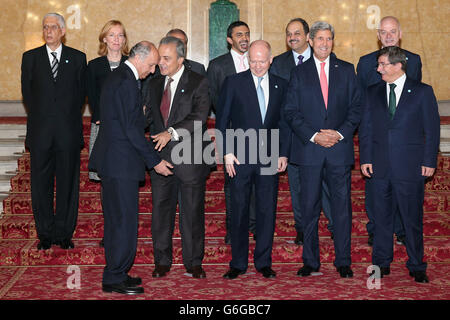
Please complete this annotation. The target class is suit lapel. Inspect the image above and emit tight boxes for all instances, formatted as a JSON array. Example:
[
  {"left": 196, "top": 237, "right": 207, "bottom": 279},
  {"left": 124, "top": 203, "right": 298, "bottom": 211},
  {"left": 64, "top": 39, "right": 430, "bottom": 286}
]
[
  {"left": 56, "top": 45, "right": 68, "bottom": 82},
  {"left": 167, "top": 69, "right": 189, "bottom": 127},
  {"left": 327, "top": 55, "right": 339, "bottom": 115},
  {"left": 226, "top": 52, "right": 237, "bottom": 74},
  {"left": 305, "top": 58, "right": 327, "bottom": 118},
  {"left": 264, "top": 74, "right": 280, "bottom": 126},
  {"left": 393, "top": 77, "right": 414, "bottom": 121},
  {"left": 39, "top": 45, "right": 54, "bottom": 81},
  {"left": 242, "top": 71, "right": 265, "bottom": 125}
]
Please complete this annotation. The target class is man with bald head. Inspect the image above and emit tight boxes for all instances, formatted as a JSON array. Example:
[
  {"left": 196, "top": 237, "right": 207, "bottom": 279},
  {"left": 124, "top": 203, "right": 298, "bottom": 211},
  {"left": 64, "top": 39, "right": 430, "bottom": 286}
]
[
  {"left": 89, "top": 41, "right": 173, "bottom": 295},
  {"left": 357, "top": 16, "right": 422, "bottom": 247},
  {"left": 216, "top": 40, "right": 290, "bottom": 279}
]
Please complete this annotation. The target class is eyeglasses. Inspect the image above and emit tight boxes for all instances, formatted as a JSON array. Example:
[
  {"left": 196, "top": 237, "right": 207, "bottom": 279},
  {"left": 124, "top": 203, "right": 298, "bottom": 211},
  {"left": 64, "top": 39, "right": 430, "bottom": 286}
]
[{"left": 377, "top": 62, "right": 393, "bottom": 68}]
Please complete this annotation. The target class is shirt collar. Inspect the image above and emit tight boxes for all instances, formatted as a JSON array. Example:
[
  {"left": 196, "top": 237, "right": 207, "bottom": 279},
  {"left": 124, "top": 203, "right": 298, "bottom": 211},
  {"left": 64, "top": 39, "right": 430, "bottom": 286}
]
[
  {"left": 124, "top": 60, "right": 139, "bottom": 80},
  {"left": 230, "top": 48, "right": 247, "bottom": 60},
  {"left": 46, "top": 44, "right": 62, "bottom": 58},
  {"left": 388, "top": 73, "right": 407, "bottom": 87},
  {"left": 292, "top": 45, "right": 311, "bottom": 62},
  {"left": 313, "top": 54, "right": 330, "bottom": 66},
  {"left": 168, "top": 64, "right": 185, "bottom": 83}
]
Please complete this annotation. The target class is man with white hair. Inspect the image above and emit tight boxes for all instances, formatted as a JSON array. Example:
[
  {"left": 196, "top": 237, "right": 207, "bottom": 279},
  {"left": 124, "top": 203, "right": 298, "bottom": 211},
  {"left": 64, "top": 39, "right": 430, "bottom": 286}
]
[
  {"left": 357, "top": 16, "right": 422, "bottom": 247},
  {"left": 21, "top": 13, "right": 86, "bottom": 251}
]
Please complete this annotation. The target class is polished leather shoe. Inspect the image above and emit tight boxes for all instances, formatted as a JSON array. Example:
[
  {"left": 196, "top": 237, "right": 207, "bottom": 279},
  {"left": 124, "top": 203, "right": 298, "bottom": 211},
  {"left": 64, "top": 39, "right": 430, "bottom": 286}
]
[
  {"left": 297, "top": 265, "right": 319, "bottom": 277},
  {"left": 371, "top": 266, "right": 390, "bottom": 278},
  {"left": 99, "top": 238, "right": 104, "bottom": 248},
  {"left": 396, "top": 235, "right": 406, "bottom": 246},
  {"left": 187, "top": 266, "right": 206, "bottom": 279},
  {"left": 223, "top": 268, "right": 245, "bottom": 279},
  {"left": 152, "top": 265, "right": 170, "bottom": 278},
  {"left": 57, "top": 239, "right": 74, "bottom": 249},
  {"left": 37, "top": 239, "right": 52, "bottom": 250},
  {"left": 336, "top": 266, "right": 353, "bottom": 278},
  {"left": 127, "top": 275, "right": 142, "bottom": 286},
  {"left": 368, "top": 233, "right": 374, "bottom": 246},
  {"left": 294, "top": 232, "right": 304, "bottom": 245},
  {"left": 257, "top": 266, "right": 276, "bottom": 278},
  {"left": 102, "top": 279, "right": 144, "bottom": 295},
  {"left": 409, "top": 270, "right": 429, "bottom": 283}
]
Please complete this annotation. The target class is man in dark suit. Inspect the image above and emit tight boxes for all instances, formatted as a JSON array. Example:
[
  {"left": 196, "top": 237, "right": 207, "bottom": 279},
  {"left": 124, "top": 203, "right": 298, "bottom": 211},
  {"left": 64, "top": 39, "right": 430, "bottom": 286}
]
[
  {"left": 167, "top": 28, "right": 206, "bottom": 76},
  {"left": 207, "top": 21, "right": 256, "bottom": 244},
  {"left": 270, "top": 18, "right": 333, "bottom": 245},
  {"left": 357, "top": 16, "right": 423, "bottom": 246},
  {"left": 144, "top": 37, "right": 210, "bottom": 279},
  {"left": 359, "top": 46, "right": 440, "bottom": 283},
  {"left": 89, "top": 41, "right": 173, "bottom": 295},
  {"left": 216, "top": 40, "right": 290, "bottom": 279},
  {"left": 21, "top": 13, "right": 86, "bottom": 250},
  {"left": 284, "top": 21, "right": 361, "bottom": 278}
]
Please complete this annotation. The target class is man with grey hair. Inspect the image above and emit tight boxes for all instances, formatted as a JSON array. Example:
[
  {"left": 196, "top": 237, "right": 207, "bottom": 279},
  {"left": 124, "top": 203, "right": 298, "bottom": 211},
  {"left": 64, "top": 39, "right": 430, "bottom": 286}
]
[
  {"left": 21, "top": 13, "right": 86, "bottom": 251},
  {"left": 90, "top": 41, "right": 173, "bottom": 295},
  {"left": 357, "top": 16, "right": 422, "bottom": 247},
  {"left": 144, "top": 36, "right": 211, "bottom": 279},
  {"left": 284, "top": 21, "right": 361, "bottom": 278},
  {"left": 359, "top": 46, "right": 439, "bottom": 283}
]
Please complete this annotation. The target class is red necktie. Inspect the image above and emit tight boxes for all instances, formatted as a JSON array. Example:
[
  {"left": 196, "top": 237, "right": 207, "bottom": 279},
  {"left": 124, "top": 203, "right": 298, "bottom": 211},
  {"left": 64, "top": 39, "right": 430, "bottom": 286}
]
[
  {"left": 159, "top": 77, "right": 173, "bottom": 127},
  {"left": 320, "top": 62, "right": 328, "bottom": 109}
]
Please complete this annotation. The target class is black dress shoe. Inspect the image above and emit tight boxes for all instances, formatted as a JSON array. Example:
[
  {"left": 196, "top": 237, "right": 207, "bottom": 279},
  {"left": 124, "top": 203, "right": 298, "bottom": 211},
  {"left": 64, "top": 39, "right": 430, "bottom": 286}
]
[
  {"left": 58, "top": 239, "right": 74, "bottom": 249},
  {"left": 294, "top": 232, "right": 304, "bottom": 245},
  {"left": 257, "top": 266, "right": 276, "bottom": 278},
  {"left": 223, "top": 268, "right": 245, "bottom": 279},
  {"left": 368, "top": 233, "right": 374, "bottom": 246},
  {"left": 297, "top": 265, "right": 319, "bottom": 277},
  {"left": 152, "top": 265, "right": 170, "bottom": 278},
  {"left": 186, "top": 266, "right": 206, "bottom": 279},
  {"left": 37, "top": 239, "right": 52, "bottom": 250},
  {"left": 396, "top": 235, "right": 406, "bottom": 246},
  {"left": 409, "top": 271, "right": 429, "bottom": 283},
  {"left": 371, "top": 266, "right": 390, "bottom": 278},
  {"left": 127, "top": 275, "right": 142, "bottom": 286},
  {"left": 102, "top": 279, "right": 144, "bottom": 295},
  {"left": 99, "top": 238, "right": 104, "bottom": 248},
  {"left": 336, "top": 266, "right": 353, "bottom": 278}
]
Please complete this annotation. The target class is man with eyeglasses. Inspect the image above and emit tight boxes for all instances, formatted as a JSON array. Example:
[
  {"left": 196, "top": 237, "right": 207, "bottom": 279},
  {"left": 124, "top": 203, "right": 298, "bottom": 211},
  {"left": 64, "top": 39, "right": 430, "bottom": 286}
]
[
  {"left": 356, "top": 16, "right": 422, "bottom": 248},
  {"left": 21, "top": 13, "right": 87, "bottom": 251},
  {"left": 359, "top": 46, "right": 439, "bottom": 283}
]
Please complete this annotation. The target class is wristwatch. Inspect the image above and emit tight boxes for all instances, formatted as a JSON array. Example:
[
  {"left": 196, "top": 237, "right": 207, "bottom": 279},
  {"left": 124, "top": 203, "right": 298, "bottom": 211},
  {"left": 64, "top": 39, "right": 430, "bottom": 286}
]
[{"left": 167, "top": 127, "right": 174, "bottom": 138}]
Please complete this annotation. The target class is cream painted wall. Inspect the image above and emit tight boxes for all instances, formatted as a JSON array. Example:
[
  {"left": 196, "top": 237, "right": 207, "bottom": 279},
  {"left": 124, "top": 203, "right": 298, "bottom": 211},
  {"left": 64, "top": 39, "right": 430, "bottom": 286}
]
[{"left": 1, "top": 0, "right": 448, "bottom": 100}]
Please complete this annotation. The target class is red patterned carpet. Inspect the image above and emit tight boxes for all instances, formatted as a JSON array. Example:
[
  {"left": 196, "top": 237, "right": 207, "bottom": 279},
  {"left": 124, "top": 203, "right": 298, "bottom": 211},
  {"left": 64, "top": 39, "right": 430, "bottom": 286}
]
[{"left": 0, "top": 117, "right": 449, "bottom": 300}]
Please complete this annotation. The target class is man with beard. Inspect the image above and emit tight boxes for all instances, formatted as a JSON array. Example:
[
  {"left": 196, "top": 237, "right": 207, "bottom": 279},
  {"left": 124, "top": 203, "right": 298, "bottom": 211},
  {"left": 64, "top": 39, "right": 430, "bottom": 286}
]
[{"left": 207, "top": 21, "right": 256, "bottom": 245}]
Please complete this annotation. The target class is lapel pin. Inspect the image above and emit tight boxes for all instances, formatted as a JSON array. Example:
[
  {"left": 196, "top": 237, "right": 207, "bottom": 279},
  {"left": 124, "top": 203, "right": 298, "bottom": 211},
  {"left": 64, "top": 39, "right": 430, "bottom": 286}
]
[
  {"left": 181, "top": 89, "right": 185, "bottom": 93},
  {"left": 65, "top": 60, "right": 69, "bottom": 63},
  {"left": 335, "top": 64, "right": 338, "bottom": 67},
  {"left": 406, "top": 57, "right": 409, "bottom": 60},
  {"left": 275, "top": 85, "right": 278, "bottom": 89},
  {"left": 408, "top": 89, "right": 411, "bottom": 93}
]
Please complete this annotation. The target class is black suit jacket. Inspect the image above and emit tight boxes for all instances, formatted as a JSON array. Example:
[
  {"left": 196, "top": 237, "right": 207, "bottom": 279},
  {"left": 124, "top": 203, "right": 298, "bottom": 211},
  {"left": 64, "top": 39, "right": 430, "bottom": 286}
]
[
  {"left": 21, "top": 44, "right": 86, "bottom": 150},
  {"left": 356, "top": 48, "right": 422, "bottom": 90},
  {"left": 145, "top": 68, "right": 211, "bottom": 180},
  {"left": 86, "top": 55, "right": 128, "bottom": 123},
  {"left": 89, "top": 63, "right": 161, "bottom": 181},
  {"left": 207, "top": 52, "right": 236, "bottom": 112},
  {"left": 270, "top": 50, "right": 296, "bottom": 81}
]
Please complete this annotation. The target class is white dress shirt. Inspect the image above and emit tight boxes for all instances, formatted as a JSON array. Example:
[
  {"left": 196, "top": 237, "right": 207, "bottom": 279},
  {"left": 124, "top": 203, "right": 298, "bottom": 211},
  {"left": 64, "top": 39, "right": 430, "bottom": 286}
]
[
  {"left": 230, "top": 49, "right": 249, "bottom": 73},
  {"left": 292, "top": 45, "right": 312, "bottom": 65},
  {"left": 386, "top": 73, "right": 407, "bottom": 107},
  {"left": 163, "top": 65, "right": 185, "bottom": 140},
  {"left": 251, "top": 72, "right": 269, "bottom": 112},
  {"left": 46, "top": 44, "right": 62, "bottom": 65}
]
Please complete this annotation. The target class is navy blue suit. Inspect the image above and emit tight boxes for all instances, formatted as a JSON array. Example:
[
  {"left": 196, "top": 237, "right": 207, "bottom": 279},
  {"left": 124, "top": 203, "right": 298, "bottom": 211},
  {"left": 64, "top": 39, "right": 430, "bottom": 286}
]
[
  {"left": 216, "top": 70, "right": 290, "bottom": 271},
  {"left": 357, "top": 48, "right": 422, "bottom": 238},
  {"left": 359, "top": 77, "right": 440, "bottom": 272},
  {"left": 270, "top": 49, "right": 334, "bottom": 236},
  {"left": 89, "top": 63, "right": 161, "bottom": 285},
  {"left": 284, "top": 55, "right": 361, "bottom": 270}
]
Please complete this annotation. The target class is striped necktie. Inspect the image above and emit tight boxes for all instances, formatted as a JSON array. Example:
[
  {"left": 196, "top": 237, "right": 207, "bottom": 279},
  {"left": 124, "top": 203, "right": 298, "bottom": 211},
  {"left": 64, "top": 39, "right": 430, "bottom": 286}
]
[{"left": 51, "top": 52, "right": 58, "bottom": 80}]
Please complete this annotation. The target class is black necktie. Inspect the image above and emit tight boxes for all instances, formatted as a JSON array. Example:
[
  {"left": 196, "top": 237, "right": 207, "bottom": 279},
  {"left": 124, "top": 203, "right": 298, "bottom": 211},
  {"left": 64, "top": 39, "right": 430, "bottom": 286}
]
[
  {"left": 388, "top": 83, "right": 397, "bottom": 120},
  {"left": 51, "top": 52, "right": 58, "bottom": 80}
]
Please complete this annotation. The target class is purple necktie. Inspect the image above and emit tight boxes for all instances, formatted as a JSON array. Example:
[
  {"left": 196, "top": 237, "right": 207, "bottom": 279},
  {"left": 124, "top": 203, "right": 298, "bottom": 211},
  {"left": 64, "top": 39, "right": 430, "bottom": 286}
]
[{"left": 297, "top": 55, "right": 304, "bottom": 65}]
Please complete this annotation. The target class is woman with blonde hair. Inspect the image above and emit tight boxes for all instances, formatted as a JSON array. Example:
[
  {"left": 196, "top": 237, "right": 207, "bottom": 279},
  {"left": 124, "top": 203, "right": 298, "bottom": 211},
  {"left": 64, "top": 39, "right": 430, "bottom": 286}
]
[{"left": 86, "top": 20, "right": 129, "bottom": 246}]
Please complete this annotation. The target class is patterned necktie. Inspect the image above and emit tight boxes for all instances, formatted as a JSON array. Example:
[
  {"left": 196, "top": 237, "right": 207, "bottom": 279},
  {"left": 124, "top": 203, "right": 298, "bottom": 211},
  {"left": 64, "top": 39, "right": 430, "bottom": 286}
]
[
  {"left": 388, "top": 83, "right": 397, "bottom": 120},
  {"left": 51, "top": 52, "right": 58, "bottom": 80},
  {"left": 320, "top": 62, "right": 328, "bottom": 109},
  {"left": 257, "top": 76, "right": 266, "bottom": 122},
  {"left": 297, "top": 55, "right": 304, "bottom": 65},
  {"left": 160, "top": 77, "right": 174, "bottom": 127}
]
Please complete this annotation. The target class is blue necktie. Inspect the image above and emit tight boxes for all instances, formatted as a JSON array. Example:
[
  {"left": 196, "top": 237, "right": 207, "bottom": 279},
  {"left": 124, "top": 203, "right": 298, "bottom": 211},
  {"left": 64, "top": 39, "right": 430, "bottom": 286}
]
[{"left": 257, "top": 76, "right": 266, "bottom": 122}]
